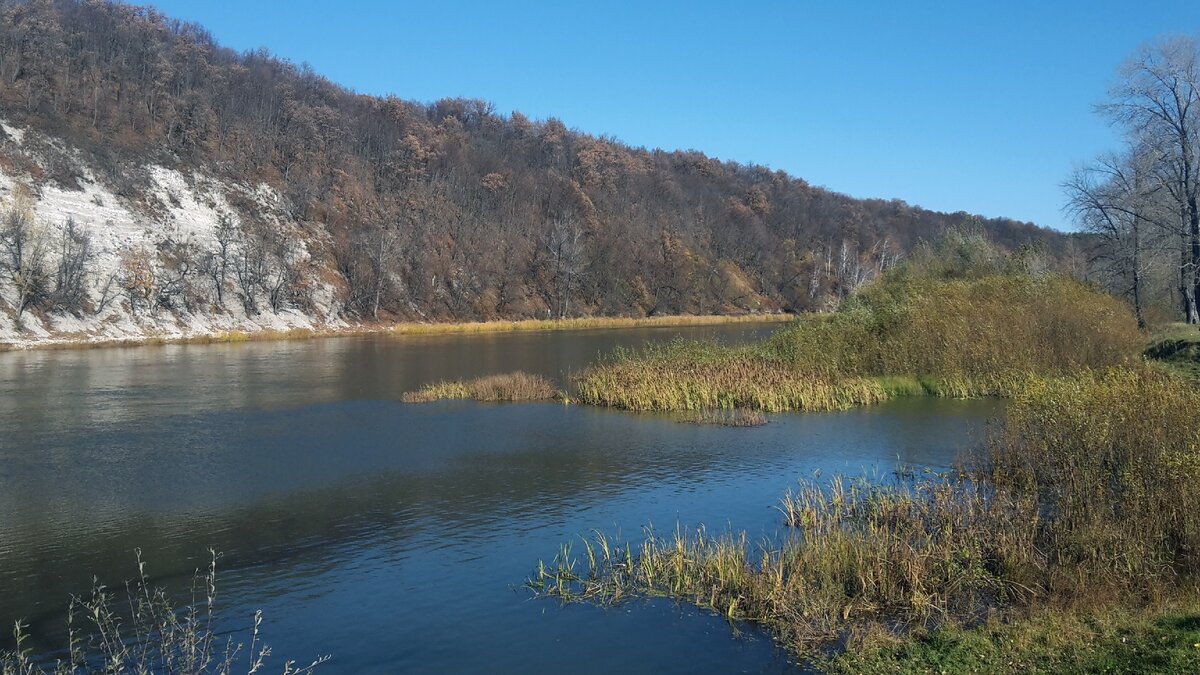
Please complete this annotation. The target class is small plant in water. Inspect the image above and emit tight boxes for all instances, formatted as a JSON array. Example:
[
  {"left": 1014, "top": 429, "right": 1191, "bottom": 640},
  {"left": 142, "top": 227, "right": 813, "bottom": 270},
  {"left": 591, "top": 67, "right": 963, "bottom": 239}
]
[
  {"left": 401, "top": 371, "right": 560, "bottom": 403},
  {"left": 0, "top": 549, "right": 328, "bottom": 675}
]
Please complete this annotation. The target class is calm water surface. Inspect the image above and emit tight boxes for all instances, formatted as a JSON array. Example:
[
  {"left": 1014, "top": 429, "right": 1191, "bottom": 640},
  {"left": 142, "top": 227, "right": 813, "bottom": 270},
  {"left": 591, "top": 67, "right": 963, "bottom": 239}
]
[{"left": 0, "top": 324, "right": 999, "bottom": 673}]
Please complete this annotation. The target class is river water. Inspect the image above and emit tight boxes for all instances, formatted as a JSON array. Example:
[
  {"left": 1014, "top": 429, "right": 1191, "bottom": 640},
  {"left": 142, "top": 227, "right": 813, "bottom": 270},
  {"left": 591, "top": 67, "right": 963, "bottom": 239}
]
[{"left": 0, "top": 324, "right": 998, "bottom": 673}]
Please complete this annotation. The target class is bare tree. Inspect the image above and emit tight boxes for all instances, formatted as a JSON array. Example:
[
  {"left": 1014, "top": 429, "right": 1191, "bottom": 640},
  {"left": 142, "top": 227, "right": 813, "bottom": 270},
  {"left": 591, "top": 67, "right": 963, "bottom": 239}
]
[
  {"left": 0, "top": 204, "right": 50, "bottom": 317},
  {"left": 232, "top": 230, "right": 267, "bottom": 315},
  {"left": 1101, "top": 36, "right": 1200, "bottom": 322},
  {"left": 50, "top": 217, "right": 93, "bottom": 314},
  {"left": 198, "top": 214, "right": 236, "bottom": 306},
  {"left": 1065, "top": 149, "right": 1163, "bottom": 328},
  {"left": 342, "top": 221, "right": 402, "bottom": 319},
  {"left": 542, "top": 216, "right": 585, "bottom": 318}
]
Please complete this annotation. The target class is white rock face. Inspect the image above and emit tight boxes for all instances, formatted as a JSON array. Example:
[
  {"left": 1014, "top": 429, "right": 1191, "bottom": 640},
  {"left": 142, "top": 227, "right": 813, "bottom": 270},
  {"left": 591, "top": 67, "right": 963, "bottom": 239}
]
[{"left": 0, "top": 119, "right": 346, "bottom": 347}]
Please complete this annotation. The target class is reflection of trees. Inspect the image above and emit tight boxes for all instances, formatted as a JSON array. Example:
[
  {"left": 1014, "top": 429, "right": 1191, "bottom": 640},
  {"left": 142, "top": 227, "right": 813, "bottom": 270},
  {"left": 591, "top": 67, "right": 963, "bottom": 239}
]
[{"left": 1, "top": 399, "right": 994, "bottom": 654}]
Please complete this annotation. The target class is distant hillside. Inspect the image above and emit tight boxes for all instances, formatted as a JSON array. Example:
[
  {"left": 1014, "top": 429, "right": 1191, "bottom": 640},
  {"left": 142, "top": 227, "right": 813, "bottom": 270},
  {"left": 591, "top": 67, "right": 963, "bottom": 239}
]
[{"left": 0, "top": 0, "right": 1071, "bottom": 345}]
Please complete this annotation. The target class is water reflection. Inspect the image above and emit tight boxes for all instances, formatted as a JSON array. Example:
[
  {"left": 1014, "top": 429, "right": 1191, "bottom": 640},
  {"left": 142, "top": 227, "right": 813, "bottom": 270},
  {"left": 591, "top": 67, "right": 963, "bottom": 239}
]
[{"left": 0, "top": 325, "right": 998, "bottom": 674}]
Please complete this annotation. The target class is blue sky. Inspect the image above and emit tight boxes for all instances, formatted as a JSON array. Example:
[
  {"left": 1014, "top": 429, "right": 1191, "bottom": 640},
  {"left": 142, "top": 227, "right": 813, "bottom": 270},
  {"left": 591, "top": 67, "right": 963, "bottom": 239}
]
[{"left": 142, "top": 1, "right": 1199, "bottom": 231}]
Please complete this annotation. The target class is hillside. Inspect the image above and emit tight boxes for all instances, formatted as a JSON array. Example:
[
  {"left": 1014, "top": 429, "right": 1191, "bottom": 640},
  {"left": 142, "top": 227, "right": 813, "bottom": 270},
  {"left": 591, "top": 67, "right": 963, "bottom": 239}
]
[{"left": 0, "top": 0, "right": 1071, "bottom": 346}]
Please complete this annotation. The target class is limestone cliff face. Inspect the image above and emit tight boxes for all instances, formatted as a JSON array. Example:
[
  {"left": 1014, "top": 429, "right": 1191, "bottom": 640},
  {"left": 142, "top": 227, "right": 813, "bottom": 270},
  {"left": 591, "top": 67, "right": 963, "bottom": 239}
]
[{"left": 0, "top": 119, "right": 344, "bottom": 347}]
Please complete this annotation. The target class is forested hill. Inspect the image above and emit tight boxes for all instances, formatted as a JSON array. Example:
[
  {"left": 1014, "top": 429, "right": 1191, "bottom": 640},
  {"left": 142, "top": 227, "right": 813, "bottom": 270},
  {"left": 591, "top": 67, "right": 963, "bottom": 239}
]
[{"left": 0, "top": 0, "right": 1069, "bottom": 342}]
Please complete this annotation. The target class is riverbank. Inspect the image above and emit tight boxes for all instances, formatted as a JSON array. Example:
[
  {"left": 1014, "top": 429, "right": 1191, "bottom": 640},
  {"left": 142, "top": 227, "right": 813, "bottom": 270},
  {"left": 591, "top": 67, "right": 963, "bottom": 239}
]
[
  {"left": 530, "top": 253, "right": 1200, "bottom": 668},
  {"left": 576, "top": 274, "right": 1142, "bottom": 412},
  {"left": 0, "top": 313, "right": 792, "bottom": 353},
  {"left": 825, "top": 601, "right": 1200, "bottom": 674},
  {"left": 532, "top": 368, "right": 1200, "bottom": 668}
]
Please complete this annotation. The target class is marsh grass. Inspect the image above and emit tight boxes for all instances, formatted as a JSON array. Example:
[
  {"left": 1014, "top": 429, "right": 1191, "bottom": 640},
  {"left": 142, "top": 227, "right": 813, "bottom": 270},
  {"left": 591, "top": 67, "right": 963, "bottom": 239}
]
[
  {"left": 401, "top": 371, "right": 559, "bottom": 403},
  {"left": 0, "top": 550, "right": 328, "bottom": 675},
  {"left": 575, "top": 274, "right": 1143, "bottom": 412},
  {"left": 531, "top": 369, "right": 1200, "bottom": 658}
]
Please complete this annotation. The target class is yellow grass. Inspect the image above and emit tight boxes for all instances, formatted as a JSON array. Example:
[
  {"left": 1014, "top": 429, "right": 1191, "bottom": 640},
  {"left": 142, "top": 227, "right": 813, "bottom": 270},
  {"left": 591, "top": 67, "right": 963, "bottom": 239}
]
[
  {"left": 576, "top": 275, "right": 1144, "bottom": 412},
  {"left": 0, "top": 314, "right": 790, "bottom": 352},
  {"left": 401, "top": 371, "right": 560, "bottom": 403},
  {"left": 383, "top": 313, "right": 791, "bottom": 337}
]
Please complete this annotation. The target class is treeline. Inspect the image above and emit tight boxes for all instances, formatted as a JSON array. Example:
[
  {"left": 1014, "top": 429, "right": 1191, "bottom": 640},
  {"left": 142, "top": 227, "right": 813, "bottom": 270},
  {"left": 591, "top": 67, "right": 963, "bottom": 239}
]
[
  {"left": 0, "top": 0, "right": 1067, "bottom": 323},
  {"left": 1066, "top": 35, "right": 1200, "bottom": 327}
]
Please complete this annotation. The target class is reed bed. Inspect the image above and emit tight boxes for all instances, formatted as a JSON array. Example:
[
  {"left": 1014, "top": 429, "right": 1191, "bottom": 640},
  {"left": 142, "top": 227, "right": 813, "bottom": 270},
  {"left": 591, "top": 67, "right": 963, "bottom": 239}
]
[
  {"left": 531, "top": 369, "right": 1200, "bottom": 658},
  {"left": 401, "top": 371, "right": 559, "bottom": 403},
  {"left": 576, "top": 274, "right": 1143, "bottom": 412},
  {"left": 0, "top": 550, "right": 327, "bottom": 675}
]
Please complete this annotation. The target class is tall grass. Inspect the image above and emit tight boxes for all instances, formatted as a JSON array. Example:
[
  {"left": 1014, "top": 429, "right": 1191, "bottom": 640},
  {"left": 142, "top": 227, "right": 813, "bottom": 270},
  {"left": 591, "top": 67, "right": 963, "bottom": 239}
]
[
  {"left": 401, "top": 371, "right": 559, "bottom": 403},
  {"left": 1, "top": 550, "right": 328, "bottom": 675},
  {"left": 576, "top": 274, "right": 1143, "bottom": 412},
  {"left": 531, "top": 369, "right": 1200, "bottom": 656},
  {"left": 6, "top": 314, "right": 789, "bottom": 353},
  {"left": 385, "top": 313, "right": 790, "bottom": 337}
]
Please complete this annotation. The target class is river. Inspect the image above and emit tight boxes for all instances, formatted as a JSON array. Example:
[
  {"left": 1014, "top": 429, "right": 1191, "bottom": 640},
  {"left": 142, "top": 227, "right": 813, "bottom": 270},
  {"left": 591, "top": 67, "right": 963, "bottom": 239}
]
[{"left": 0, "top": 323, "right": 999, "bottom": 673}]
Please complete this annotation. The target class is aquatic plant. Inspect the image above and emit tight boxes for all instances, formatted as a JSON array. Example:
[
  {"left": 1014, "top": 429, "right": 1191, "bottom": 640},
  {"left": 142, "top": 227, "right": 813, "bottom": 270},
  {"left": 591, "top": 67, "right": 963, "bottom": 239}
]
[
  {"left": 401, "top": 371, "right": 559, "bottom": 403},
  {"left": 531, "top": 369, "right": 1200, "bottom": 657},
  {"left": 0, "top": 550, "right": 328, "bottom": 675}
]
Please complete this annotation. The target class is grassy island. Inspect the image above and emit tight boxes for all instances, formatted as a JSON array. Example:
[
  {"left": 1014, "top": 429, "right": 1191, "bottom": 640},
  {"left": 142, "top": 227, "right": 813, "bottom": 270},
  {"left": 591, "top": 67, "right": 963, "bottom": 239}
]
[{"left": 531, "top": 235, "right": 1200, "bottom": 671}]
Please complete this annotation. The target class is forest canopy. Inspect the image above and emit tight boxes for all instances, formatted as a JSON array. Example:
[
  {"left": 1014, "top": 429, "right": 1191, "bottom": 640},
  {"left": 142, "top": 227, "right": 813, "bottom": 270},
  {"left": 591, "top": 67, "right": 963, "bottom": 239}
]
[{"left": 0, "top": 0, "right": 1070, "bottom": 322}]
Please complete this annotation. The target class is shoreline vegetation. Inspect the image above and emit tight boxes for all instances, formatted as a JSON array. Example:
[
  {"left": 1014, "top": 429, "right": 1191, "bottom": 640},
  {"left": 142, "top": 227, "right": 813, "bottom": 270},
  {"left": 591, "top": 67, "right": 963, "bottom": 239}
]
[
  {"left": 528, "top": 233, "right": 1200, "bottom": 670},
  {"left": 0, "top": 313, "right": 792, "bottom": 353},
  {"left": 574, "top": 270, "right": 1143, "bottom": 414},
  {"left": 0, "top": 551, "right": 327, "bottom": 675},
  {"left": 530, "top": 369, "right": 1200, "bottom": 671}
]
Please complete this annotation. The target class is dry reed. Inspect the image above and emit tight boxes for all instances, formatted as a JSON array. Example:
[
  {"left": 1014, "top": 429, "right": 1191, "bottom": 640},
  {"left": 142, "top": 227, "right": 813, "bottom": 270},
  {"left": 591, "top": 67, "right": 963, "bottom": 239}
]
[{"left": 401, "top": 371, "right": 559, "bottom": 403}]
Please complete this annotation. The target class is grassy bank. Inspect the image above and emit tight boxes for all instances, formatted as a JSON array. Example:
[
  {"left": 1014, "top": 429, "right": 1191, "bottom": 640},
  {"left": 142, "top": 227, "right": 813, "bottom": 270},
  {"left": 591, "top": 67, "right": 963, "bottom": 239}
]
[
  {"left": 1146, "top": 322, "right": 1200, "bottom": 382},
  {"left": 0, "top": 313, "right": 790, "bottom": 353},
  {"left": 826, "top": 603, "right": 1200, "bottom": 674},
  {"left": 531, "top": 369, "right": 1200, "bottom": 663},
  {"left": 576, "top": 273, "right": 1143, "bottom": 412}
]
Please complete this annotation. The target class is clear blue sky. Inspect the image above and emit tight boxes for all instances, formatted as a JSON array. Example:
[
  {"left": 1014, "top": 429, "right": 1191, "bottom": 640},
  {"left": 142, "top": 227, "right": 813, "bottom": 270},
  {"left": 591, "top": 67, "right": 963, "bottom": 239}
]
[{"left": 141, "top": 0, "right": 1199, "bottom": 231}]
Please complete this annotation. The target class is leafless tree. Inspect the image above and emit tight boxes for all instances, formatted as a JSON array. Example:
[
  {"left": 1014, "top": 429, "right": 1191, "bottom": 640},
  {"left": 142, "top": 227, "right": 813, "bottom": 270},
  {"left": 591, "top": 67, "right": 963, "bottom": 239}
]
[
  {"left": 1100, "top": 35, "right": 1200, "bottom": 322},
  {"left": 1065, "top": 149, "right": 1164, "bottom": 328},
  {"left": 0, "top": 204, "right": 49, "bottom": 317},
  {"left": 198, "top": 214, "right": 236, "bottom": 306},
  {"left": 543, "top": 216, "right": 585, "bottom": 318},
  {"left": 342, "top": 221, "right": 402, "bottom": 319},
  {"left": 49, "top": 217, "right": 93, "bottom": 314}
]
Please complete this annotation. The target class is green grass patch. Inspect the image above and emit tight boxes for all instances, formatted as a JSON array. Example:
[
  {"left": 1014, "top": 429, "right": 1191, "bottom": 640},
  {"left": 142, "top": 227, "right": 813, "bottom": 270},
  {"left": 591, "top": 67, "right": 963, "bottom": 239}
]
[
  {"left": 1145, "top": 322, "right": 1200, "bottom": 382},
  {"left": 826, "top": 604, "right": 1200, "bottom": 674}
]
